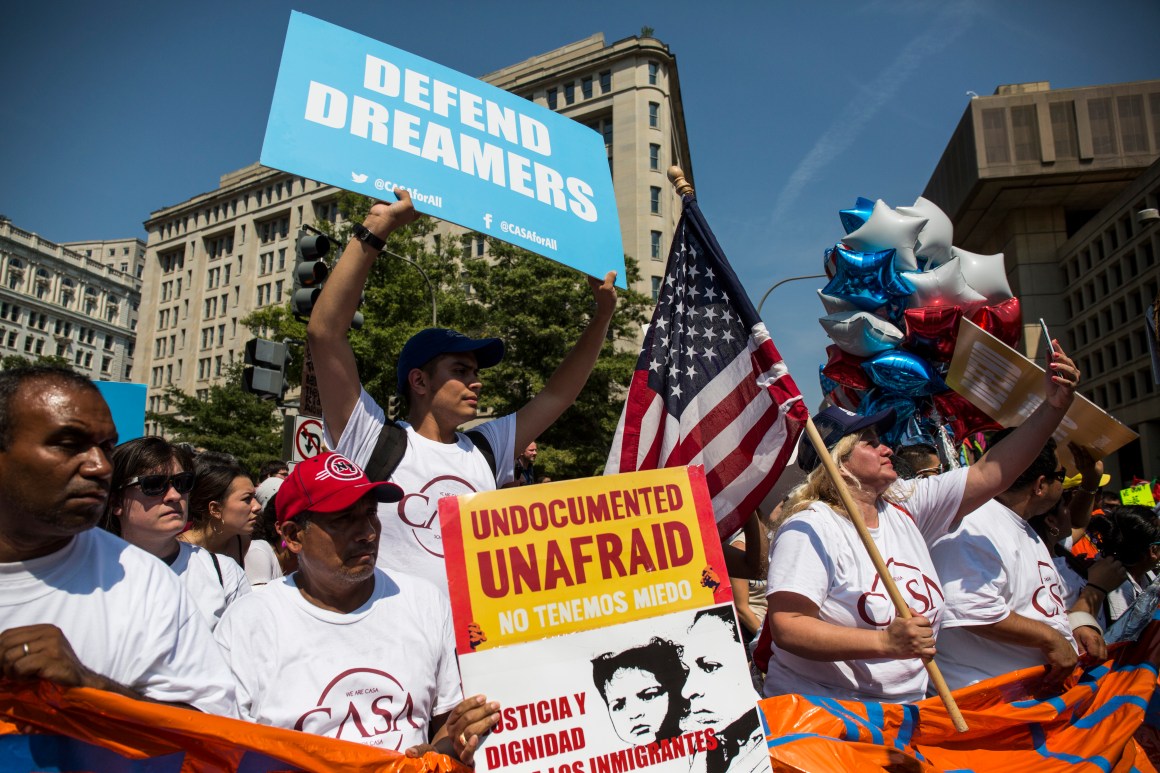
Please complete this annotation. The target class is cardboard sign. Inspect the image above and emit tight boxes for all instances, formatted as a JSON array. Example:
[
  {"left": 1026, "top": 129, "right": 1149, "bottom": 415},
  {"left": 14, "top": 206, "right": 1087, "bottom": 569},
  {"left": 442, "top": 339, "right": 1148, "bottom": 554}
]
[
  {"left": 945, "top": 319, "right": 1138, "bottom": 470},
  {"left": 1120, "top": 484, "right": 1156, "bottom": 507},
  {"left": 441, "top": 467, "right": 732, "bottom": 652},
  {"left": 441, "top": 467, "right": 768, "bottom": 773},
  {"left": 94, "top": 382, "right": 146, "bottom": 442},
  {"left": 262, "top": 12, "right": 625, "bottom": 287}
]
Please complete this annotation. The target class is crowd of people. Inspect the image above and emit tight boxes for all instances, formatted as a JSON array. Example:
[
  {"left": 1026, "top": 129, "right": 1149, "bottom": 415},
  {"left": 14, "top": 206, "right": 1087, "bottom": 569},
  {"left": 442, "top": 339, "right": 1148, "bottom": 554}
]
[{"left": 3, "top": 188, "right": 1158, "bottom": 767}]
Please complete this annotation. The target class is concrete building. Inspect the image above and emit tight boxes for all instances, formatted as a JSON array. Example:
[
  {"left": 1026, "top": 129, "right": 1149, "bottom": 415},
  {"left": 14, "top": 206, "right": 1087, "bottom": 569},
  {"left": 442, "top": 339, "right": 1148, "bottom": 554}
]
[
  {"left": 132, "top": 32, "right": 693, "bottom": 433},
  {"left": 0, "top": 219, "right": 141, "bottom": 382},
  {"left": 924, "top": 79, "right": 1160, "bottom": 482},
  {"left": 482, "top": 32, "right": 693, "bottom": 304},
  {"left": 135, "top": 165, "right": 341, "bottom": 432},
  {"left": 62, "top": 238, "right": 147, "bottom": 281}
]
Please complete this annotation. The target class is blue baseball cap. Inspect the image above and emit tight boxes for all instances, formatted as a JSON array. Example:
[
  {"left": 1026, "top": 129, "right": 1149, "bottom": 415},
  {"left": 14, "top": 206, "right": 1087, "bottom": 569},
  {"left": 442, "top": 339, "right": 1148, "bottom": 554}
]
[
  {"left": 797, "top": 406, "right": 896, "bottom": 473},
  {"left": 396, "top": 328, "right": 504, "bottom": 394}
]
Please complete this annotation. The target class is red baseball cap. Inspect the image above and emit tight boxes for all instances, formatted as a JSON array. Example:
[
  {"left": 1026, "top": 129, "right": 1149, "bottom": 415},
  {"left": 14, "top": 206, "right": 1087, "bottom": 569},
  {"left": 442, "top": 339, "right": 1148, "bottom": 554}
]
[{"left": 275, "top": 452, "right": 402, "bottom": 524}]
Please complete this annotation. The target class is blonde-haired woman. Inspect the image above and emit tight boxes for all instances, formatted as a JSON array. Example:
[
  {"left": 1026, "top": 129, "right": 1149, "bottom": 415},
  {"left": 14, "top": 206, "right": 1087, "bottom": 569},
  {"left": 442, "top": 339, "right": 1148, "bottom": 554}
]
[{"left": 762, "top": 341, "right": 1081, "bottom": 702}]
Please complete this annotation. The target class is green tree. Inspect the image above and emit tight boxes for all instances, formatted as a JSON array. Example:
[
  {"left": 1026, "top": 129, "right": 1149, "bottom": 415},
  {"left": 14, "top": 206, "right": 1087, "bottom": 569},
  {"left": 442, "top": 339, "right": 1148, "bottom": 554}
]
[
  {"left": 147, "top": 363, "right": 283, "bottom": 474},
  {"left": 1, "top": 353, "right": 75, "bottom": 371},
  {"left": 243, "top": 192, "right": 651, "bottom": 479}
]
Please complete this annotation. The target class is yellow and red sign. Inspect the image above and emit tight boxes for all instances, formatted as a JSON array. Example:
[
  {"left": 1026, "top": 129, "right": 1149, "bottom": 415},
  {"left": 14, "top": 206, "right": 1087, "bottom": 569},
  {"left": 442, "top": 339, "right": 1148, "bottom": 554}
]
[{"left": 439, "top": 466, "right": 730, "bottom": 652}]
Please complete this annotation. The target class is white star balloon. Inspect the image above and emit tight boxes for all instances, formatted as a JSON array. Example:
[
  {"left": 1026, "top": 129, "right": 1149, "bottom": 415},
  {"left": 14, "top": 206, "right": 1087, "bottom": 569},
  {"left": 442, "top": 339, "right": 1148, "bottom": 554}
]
[
  {"left": 843, "top": 198, "right": 927, "bottom": 272},
  {"left": 901, "top": 257, "right": 988, "bottom": 311},
  {"left": 896, "top": 196, "right": 954, "bottom": 267},
  {"left": 953, "top": 246, "right": 1014, "bottom": 304}
]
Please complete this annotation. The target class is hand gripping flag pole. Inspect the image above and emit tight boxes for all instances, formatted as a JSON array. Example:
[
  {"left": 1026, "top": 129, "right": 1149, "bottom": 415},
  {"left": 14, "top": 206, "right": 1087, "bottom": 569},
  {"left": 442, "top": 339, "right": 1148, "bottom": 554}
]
[{"left": 669, "top": 167, "right": 968, "bottom": 733}]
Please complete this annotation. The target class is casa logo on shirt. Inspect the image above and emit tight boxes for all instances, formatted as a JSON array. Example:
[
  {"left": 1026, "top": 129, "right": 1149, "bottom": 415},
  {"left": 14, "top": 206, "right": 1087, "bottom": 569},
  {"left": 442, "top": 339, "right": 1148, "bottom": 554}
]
[
  {"left": 295, "top": 667, "right": 421, "bottom": 748},
  {"left": 1031, "top": 560, "right": 1066, "bottom": 619},
  {"left": 857, "top": 558, "right": 944, "bottom": 628},
  {"left": 396, "top": 475, "right": 478, "bottom": 557}
]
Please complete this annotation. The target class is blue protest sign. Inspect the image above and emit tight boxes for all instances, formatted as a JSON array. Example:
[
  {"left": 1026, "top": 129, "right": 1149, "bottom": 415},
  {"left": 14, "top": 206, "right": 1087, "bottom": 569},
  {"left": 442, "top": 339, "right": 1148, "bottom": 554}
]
[
  {"left": 94, "top": 382, "right": 146, "bottom": 442},
  {"left": 262, "top": 12, "right": 625, "bottom": 287}
]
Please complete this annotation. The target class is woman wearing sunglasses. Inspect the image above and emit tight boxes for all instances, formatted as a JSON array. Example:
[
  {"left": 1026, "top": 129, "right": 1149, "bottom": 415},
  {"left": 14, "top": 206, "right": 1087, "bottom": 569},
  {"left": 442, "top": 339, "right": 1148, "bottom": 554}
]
[{"left": 102, "top": 438, "right": 249, "bottom": 630}]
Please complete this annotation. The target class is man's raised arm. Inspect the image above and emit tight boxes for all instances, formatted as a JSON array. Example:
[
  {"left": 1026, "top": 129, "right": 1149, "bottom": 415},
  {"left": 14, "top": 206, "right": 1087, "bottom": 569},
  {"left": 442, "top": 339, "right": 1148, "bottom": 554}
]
[
  {"left": 514, "top": 271, "right": 617, "bottom": 452},
  {"left": 307, "top": 190, "right": 419, "bottom": 442}
]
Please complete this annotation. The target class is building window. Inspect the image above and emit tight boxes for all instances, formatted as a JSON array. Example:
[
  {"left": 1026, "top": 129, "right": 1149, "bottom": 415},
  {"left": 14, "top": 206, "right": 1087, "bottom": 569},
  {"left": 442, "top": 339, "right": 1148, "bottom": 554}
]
[
  {"left": 648, "top": 61, "right": 658, "bottom": 85},
  {"left": 205, "top": 232, "right": 234, "bottom": 260},
  {"left": 564, "top": 82, "right": 575, "bottom": 105},
  {"left": 982, "top": 108, "right": 1009, "bottom": 164},
  {"left": 649, "top": 102, "right": 659, "bottom": 129},
  {"left": 1150, "top": 93, "right": 1160, "bottom": 153},
  {"left": 650, "top": 186, "right": 661, "bottom": 215},
  {"left": 599, "top": 70, "right": 611, "bottom": 93},
  {"left": 547, "top": 87, "right": 557, "bottom": 110},
  {"left": 581, "top": 76, "right": 593, "bottom": 100},
  {"left": 649, "top": 143, "right": 661, "bottom": 170},
  {"left": 1088, "top": 98, "right": 1117, "bottom": 156},
  {"left": 1117, "top": 94, "right": 1147, "bottom": 153},
  {"left": 652, "top": 276, "right": 662, "bottom": 302},
  {"left": 651, "top": 231, "right": 663, "bottom": 259},
  {"left": 1050, "top": 102, "right": 1078, "bottom": 159},
  {"left": 1010, "top": 105, "right": 1040, "bottom": 162},
  {"left": 257, "top": 215, "right": 290, "bottom": 244}
]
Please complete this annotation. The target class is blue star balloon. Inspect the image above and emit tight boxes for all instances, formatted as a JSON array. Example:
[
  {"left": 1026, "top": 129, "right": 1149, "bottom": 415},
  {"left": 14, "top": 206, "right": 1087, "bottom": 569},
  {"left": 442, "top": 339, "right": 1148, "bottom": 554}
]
[
  {"left": 862, "top": 350, "right": 947, "bottom": 397},
  {"left": 857, "top": 389, "right": 917, "bottom": 445},
  {"left": 839, "top": 197, "right": 876, "bottom": 235},
  {"left": 822, "top": 244, "right": 915, "bottom": 312}
]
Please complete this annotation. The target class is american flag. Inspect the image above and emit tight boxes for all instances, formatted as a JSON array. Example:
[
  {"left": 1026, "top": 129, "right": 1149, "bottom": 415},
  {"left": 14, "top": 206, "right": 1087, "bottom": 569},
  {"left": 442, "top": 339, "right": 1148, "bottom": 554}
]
[{"left": 606, "top": 195, "right": 808, "bottom": 537}]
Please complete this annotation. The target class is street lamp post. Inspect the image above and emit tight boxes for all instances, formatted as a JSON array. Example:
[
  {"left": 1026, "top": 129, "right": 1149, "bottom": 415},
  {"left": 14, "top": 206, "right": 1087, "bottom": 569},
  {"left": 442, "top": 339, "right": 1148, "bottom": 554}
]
[
  {"left": 756, "top": 274, "right": 827, "bottom": 314},
  {"left": 385, "top": 250, "right": 437, "bottom": 327}
]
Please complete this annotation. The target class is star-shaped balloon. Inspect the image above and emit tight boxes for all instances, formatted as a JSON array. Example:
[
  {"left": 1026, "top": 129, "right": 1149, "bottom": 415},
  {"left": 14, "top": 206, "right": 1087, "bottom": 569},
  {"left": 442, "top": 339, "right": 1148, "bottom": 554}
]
[
  {"left": 817, "top": 289, "right": 858, "bottom": 315},
  {"left": 953, "top": 247, "right": 1013, "bottom": 304},
  {"left": 822, "top": 244, "right": 915, "bottom": 312},
  {"left": 857, "top": 389, "right": 916, "bottom": 445},
  {"left": 819, "top": 311, "right": 904, "bottom": 357},
  {"left": 863, "top": 350, "right": 947, "bottom": 397},
  {"left": 970, "top": 297, "right": 1022, "bottom": 347},
  {"left": 839, "top": 197, "right": 876, "bottom": 235},
  {"left": 822, "top": 344, "right": 872, "bottom": 389},
  {"left": 896, "top": 196, "right": 954, "bottom": 267},
  {"left": 843, "top": 199, "right": 927, "bottom": 272},
  {"left": 903, "top": 305, "right": 964, "bottom": 362},
  {"left": 901, "top": 257, "right": 987, "bottom": 311}
]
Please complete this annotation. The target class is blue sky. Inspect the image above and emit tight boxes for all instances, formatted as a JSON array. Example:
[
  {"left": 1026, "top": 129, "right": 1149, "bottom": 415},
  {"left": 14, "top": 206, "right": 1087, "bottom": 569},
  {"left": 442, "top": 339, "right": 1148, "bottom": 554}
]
[{"left": 3, "top": 0, "right": 1158, "bottom": 408}]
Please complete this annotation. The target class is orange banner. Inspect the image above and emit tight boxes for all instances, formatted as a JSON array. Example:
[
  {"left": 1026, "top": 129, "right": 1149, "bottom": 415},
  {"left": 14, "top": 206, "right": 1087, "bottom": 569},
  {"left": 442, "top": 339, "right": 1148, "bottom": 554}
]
[
  {"left": 0, "top": 679, "right": 468, "bottom": 773},
  {"left": 758, "top": 615, "right": 1160, "bottom": 772}
]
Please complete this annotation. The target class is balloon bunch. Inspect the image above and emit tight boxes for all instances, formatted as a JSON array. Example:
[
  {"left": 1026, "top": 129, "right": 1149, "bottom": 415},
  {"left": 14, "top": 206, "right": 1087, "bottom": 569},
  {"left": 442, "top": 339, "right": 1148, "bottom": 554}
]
[{"left": 817, "top": 196, "right": 1017, "bottom": 448}]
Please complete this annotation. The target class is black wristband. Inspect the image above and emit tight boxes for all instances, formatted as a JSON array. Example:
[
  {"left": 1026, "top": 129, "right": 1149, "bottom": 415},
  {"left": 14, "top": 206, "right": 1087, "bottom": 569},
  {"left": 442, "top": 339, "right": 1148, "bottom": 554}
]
[
  {"left": 351, "top": 223, "right": 386, "bottom": 252},
  {"left": 1086, "top": 582, "right": 1110, "bottom": 595}
]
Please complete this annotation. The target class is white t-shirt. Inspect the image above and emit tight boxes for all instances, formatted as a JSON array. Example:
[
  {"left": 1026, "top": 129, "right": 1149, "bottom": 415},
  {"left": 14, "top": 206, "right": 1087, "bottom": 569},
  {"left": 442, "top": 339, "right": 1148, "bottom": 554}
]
[
  {"left": 763, "top": 468, "right": 968, "bottom": 702},
  {"left": 244, "top": 539, "right": 284, "bottom": 587},
  {"left": 0, "top": 528, "right": 237, "bottom": 716},
  {"left": 214, "top": 568, "right": 462, "bottom": 750},
  {"left": 1107, "top": 571, "right": 1155, "bottom": 624},
  {"left": 930, "top": 498, "right": 1077, "bottom": 690},
  {"left": 325, "top": 387, "right": 516, "bottom": 590},
  {"left": 169, "top": 541, "right": 250, "bottom": 630}
]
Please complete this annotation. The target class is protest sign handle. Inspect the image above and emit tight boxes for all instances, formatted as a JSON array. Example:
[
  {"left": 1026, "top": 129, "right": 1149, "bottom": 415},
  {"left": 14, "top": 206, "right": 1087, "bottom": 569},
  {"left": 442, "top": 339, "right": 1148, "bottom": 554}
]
[{"left": 803, "top": 416, "right": 969, "bottom": 732}]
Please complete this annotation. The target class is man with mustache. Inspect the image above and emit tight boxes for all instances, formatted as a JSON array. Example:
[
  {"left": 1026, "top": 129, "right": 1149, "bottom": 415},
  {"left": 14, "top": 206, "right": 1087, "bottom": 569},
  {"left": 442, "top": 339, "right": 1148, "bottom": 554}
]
[
  {"left": 213, "top": 451, "right": 497, "bottom": 759},
  {"left": 0, "top": 366, "right": 236, "bottom": 715}
]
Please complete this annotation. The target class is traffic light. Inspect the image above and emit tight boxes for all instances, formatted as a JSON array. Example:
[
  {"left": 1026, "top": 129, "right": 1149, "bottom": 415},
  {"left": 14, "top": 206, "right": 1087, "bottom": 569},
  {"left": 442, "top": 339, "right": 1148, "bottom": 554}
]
[
  {"left": 242, "top": 338, "right": 290, "bottom": 400},
  {"left": 291, "top": 229, "right": 332, "bottom": 317}
]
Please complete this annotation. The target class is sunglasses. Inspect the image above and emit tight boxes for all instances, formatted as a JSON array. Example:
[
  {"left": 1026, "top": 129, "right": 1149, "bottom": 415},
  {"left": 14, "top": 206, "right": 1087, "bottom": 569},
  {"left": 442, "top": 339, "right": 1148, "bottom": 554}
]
[
  {"left": 123, "top": 472, "right": 196, "bottom": 497},
  {"left": 914, "top": 465, "right": 943, "bottom": 479}
]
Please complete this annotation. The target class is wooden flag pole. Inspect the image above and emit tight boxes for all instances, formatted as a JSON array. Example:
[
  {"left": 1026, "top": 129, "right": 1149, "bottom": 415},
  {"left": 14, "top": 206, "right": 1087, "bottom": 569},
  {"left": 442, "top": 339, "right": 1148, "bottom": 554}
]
[{"left": 667, "top": 165, "right": 968, "bottom": 733}]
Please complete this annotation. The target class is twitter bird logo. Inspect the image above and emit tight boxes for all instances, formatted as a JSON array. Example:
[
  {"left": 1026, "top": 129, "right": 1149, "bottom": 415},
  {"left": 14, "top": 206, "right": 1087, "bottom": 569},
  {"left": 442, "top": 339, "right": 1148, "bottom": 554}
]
[{"left": 351, "top": 172, "right": 368, "bottom": 184}]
